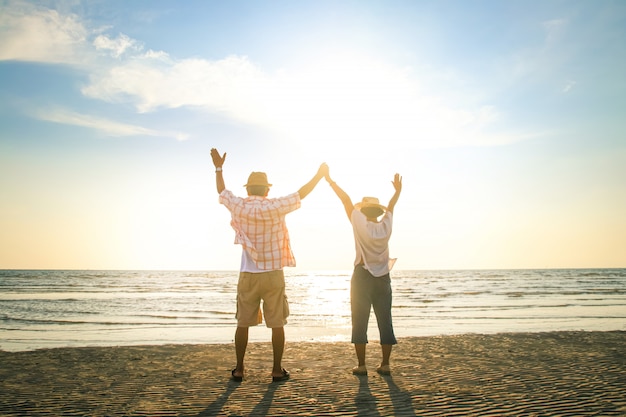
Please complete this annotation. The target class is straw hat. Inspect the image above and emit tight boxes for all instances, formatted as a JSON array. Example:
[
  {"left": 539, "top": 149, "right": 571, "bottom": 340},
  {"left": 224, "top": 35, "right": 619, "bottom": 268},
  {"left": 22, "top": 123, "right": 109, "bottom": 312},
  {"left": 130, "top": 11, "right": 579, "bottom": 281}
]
[
  {"left": 244, "top": 172, "right": 272, "bottom": 187},
  {"left": 355, "top": 196, "right": 387, "bottom": 212}
]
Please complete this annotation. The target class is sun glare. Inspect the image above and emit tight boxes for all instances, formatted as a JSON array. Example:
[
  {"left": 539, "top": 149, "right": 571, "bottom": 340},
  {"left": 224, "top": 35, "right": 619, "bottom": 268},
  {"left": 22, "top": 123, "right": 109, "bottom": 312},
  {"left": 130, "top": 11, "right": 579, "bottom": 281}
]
[
  {"left": 254, "top": 50, "right": 499, "bottom": 158},
  {"left": 265, "top": 53, "right": 417, "bottom": 146},
  {"left": 296, "top": 272, "right": 351, "bottom": 327}
]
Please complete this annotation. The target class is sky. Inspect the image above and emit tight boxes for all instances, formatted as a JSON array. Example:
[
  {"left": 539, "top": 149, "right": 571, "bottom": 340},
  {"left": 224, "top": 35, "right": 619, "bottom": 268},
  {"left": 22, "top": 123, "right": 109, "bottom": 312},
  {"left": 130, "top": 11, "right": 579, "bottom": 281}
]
[{"left": 1, "top": 0, "right": 625, "bottom": 271}]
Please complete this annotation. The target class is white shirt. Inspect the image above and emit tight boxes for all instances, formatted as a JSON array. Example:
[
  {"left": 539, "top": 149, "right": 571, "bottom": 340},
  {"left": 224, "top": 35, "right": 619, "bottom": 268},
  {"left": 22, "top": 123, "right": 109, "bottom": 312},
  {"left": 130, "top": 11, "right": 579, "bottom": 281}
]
[{"left": 351, "top": 209, "right": 396, "bottom": 277}]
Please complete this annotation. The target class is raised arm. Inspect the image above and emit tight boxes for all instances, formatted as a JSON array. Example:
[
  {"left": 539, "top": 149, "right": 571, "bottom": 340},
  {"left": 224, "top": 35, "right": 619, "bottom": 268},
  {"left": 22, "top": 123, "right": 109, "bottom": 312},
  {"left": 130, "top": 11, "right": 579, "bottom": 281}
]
[
  {"left": 386, "top": 173, "right": 402, "bottom": 213},
  {"left": 325, "top": 171, "right": 354, "bottom": 221},
  {"left": 211, "top": 148, "right": 227, "bottom": 194},
  {"left": 298, "top": 163, "right": 328, "bottom": 199}
]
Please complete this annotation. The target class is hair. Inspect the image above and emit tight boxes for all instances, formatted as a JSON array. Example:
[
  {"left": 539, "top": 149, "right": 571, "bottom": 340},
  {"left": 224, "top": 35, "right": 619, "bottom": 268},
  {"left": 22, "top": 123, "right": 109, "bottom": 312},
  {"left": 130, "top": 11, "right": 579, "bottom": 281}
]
[
  {"left": 246, "top": 185, "right": 269, "bottom": 196},
  {"left": 361, "top": 207, "right": 384, "bottom": 218}
]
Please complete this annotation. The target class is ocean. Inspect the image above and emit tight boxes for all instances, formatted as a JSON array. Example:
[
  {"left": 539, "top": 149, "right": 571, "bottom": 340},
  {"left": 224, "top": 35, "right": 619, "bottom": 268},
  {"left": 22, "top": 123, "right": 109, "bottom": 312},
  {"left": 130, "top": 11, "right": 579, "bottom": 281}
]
[{"left": 1, "top": 269, "right": 625, "bottom": 352}]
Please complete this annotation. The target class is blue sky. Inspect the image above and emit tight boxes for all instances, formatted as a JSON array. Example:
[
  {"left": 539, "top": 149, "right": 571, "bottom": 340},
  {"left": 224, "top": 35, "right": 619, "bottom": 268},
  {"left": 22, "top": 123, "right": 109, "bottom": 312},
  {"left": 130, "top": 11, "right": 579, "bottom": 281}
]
[{"left": 1, "top": 0, "right": 625, "bottom": 270}]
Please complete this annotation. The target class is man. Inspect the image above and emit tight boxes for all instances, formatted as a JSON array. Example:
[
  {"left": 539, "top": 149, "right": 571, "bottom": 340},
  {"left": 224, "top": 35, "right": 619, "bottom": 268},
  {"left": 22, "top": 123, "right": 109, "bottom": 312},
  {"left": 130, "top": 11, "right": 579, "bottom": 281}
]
[
  {"left": 324, "top": 170, "right": 402, "bottom": 376},
  {"left": 211, "top": 148, "right": 327, "bottom": 382}
]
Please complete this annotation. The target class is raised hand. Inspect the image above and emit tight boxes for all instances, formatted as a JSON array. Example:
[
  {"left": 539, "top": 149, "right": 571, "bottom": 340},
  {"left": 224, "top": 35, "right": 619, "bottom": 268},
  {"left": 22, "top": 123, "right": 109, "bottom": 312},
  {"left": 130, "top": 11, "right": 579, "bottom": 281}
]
[
  {"left": 391, "top": 173, "right": 402, "bottom": 192},
  {"left": 318, "top": 163, "right": 329, "bottom": 179},
  {"left": 387, "top": 173, "right": 402, "bottom": 213},
  {"left": 211, "top": 148, "right": 227, "bottom": 168}
]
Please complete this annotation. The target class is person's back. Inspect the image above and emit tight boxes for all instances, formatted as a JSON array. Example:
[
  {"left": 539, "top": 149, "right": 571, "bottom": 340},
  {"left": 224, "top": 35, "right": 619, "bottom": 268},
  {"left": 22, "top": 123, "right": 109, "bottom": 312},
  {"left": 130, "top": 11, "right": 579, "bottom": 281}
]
[
  {"left": 229, "top": 194, "right": 298, "bottom": 224},
  {"left": 211, "top": 148, "right": 327, "bottom": 382},
  {"left": 324, "top": 171, "right": 402, "bottom": 376},
  {"left": 351, "top": 208, "right": 395, "bottom": 276},
  {"left": 220, "top": 189, "right": 300, "bottom": 271}
]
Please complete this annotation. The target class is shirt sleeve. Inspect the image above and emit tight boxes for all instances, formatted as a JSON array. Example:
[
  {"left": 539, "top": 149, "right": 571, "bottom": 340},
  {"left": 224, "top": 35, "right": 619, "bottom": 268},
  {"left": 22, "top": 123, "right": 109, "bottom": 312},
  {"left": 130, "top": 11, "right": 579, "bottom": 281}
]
[
  {"left": 274, "top": 192, "right": 301, "bottom": 215},
  {"left": 219, "top": 189, "right": 240, "bottom": 209}
]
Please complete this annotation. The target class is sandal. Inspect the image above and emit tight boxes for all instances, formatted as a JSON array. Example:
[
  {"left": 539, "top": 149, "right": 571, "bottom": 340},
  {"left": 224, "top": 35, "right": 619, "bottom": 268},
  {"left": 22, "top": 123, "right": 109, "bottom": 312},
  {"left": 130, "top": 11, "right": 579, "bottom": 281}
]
[
  {"left": 231, "top": 368, "right": 243, "bottom": 382},
  {"left": 376, "top": 365, "right": 391, "bottom": 375},
  {"left": 352, "top": 365, "right": 368, "bottom": 375},
  {"left": 272, "top": 368, "right": 290, "bottom": 382}
]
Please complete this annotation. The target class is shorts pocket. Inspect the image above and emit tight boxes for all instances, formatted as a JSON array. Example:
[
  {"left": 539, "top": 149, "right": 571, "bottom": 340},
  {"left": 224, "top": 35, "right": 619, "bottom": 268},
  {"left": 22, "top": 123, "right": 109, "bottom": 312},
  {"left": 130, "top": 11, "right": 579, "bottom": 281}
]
[{"left": 283, "top": 295, "right": 290, "bottom": 320}]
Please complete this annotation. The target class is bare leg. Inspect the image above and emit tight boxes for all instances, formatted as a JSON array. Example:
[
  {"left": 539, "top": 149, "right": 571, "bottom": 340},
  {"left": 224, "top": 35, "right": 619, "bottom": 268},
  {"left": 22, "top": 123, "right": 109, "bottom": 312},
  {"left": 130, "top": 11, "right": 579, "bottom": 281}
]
[
  {"left": 271, "top": 327, "right": 285, "bottom": 376},
  {"left": 381, "top": 344, "right": 392, "bottom": 366},
  {"left": 354, "top": 343, "right": 366, "bottom": 366},
  {"left": 234, "top": 326, "right": 249, "bottom": 377}
]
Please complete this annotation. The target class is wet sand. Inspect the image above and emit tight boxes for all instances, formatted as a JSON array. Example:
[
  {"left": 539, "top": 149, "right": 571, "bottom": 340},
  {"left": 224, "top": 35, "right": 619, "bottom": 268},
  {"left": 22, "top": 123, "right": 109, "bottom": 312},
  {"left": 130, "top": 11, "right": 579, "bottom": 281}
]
[{"left": 1, "top": 331, "right": 625, "bottom": 416}]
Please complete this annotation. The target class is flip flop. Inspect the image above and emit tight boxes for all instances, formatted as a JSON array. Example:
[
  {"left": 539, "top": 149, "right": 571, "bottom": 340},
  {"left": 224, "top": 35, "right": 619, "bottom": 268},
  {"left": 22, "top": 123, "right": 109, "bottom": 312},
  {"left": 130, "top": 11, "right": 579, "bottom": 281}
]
[
  {"left": 272, "top": 368, "right": 290, "bottom": 382},
  {"left": 231, "top": 368, "right": 243, "bottom": 382}
]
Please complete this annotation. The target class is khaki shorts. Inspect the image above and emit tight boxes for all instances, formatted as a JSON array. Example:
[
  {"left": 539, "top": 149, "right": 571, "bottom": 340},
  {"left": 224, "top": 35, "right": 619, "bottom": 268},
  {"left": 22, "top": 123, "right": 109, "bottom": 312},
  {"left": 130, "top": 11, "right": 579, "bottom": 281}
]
[{"left": 236, "top": 270, "right": 290, "bottom": 328}]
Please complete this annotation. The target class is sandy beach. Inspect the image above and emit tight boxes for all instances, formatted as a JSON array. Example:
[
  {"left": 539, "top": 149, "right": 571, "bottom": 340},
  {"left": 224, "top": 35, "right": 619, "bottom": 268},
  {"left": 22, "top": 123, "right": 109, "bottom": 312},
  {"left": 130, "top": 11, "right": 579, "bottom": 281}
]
[{"left": 1, "top": 331, "right": 625, "bottom": 416}]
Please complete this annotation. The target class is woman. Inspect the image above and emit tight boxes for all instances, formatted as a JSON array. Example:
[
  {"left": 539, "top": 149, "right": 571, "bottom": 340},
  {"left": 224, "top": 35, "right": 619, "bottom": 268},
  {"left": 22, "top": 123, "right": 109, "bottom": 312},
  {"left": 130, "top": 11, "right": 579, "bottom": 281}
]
[{"left": 325, "top": 171, "right": 402, "bottom": 375}]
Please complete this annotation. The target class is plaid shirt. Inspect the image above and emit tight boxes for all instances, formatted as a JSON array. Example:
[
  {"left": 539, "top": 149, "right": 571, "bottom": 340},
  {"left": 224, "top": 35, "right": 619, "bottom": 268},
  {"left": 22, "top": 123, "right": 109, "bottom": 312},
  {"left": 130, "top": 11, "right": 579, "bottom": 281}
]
[{"left": 219, "top": 189, "right": 301, "bottom": 270}]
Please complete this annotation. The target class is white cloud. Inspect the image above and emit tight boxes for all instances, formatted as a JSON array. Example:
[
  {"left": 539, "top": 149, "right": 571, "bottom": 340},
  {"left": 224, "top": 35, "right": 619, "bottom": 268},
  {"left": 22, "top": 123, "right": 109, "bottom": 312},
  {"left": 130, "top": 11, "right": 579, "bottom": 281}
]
[
  {"left": 562, "top": 80, "right": 576, "bottom": 93},
  {"left": 93, "top": 34, "right": 143, "bottom": 58},
  {"left": 1, "top": 2, "right": 528, "bottom": 148},
  {"left": 143, "top": 49, "right": 169, "bottom": 60},
  {"left": 82, "top": 51, "right": 522, "bottom": 148},
  {"left": 0, "top": 2, "right": 90, "bottom": 65},
  {"left": 82, "top": 54, "right": 267, "bottom": 118},
  {"left": 33, "top": 107, "right": 188, "bottom": 140}
]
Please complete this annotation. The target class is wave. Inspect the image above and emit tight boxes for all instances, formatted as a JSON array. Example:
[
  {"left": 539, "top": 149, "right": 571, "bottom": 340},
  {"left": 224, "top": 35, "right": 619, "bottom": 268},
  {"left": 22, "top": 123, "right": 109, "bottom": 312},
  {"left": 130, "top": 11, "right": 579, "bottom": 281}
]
[
  {"left": 2, "top": 269, "right": 626, "bottom": 351},
  {"left": 0, "top": 315, "right": 232, "bottom": 327}
]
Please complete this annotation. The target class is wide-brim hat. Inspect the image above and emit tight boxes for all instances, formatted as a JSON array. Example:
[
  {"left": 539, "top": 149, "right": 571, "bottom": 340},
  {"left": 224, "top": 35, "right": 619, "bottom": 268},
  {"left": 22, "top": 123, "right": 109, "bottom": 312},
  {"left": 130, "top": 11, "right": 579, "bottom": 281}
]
[
  {"left": 355, "top": 196, "right": 386, "bottom": 212},
  {"left": 244, "top": 172, "right": 272, "bottom": 187}
]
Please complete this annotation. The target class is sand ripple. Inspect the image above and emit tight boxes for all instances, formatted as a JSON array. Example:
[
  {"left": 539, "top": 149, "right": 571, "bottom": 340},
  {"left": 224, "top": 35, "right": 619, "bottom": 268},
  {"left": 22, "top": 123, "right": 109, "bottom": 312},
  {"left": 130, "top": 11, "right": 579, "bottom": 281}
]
[{"left": 1, "top": 331, "right": 625, "bottom": 416}]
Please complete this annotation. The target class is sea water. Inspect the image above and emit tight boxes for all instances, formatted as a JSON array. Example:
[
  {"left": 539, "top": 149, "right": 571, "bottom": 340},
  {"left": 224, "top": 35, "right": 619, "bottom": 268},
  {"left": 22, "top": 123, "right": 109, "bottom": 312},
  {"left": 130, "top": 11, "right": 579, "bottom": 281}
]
[{"left": 1, "top": 269, "right": 625, "bottom": 351}]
